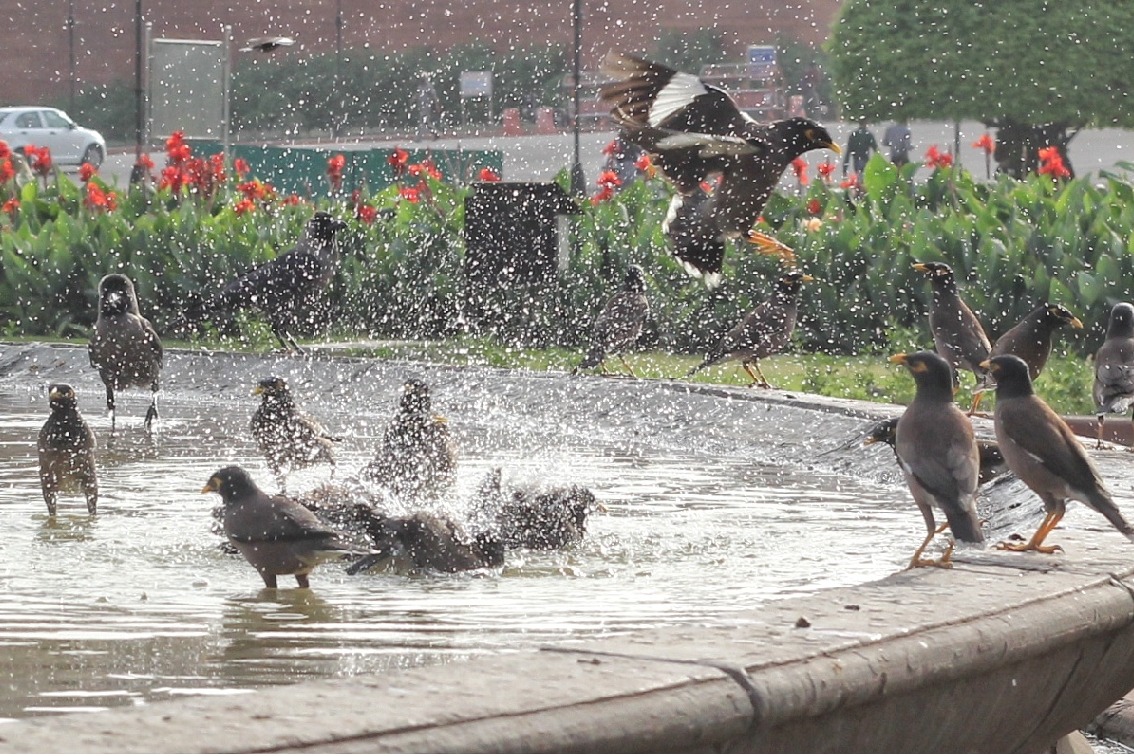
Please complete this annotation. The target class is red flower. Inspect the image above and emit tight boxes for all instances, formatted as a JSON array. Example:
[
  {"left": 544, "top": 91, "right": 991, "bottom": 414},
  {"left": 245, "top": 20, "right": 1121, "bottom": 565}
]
[
  {"left": 166, "top": 132, "right": 191, "bottom": 165},
  {"left": 840, "top": 173, "right": 860, "bottom": 190},
  {"left": 356, "top": 203, "right": 378, "bottom": 224},
  {"left": 85, "top": 181, "right": 110, "bottom": 210},
  {"left": 634, "top": 152, "right": 655, "bottom": 177},
  {"left": 78, "top": 162, "right": 97, "bottom": 183},
  {"left": 136, "top": 154, "right": 155, "bottom": 171},
  {"left": 1037, "top": 145, "right": 1070, "bottom": 179},
  {"left": 791, "top": 157, "right": 809, "bottom": 186},
  {"left": 601, "top": 140, "right": 619, "bottom": 157},
  {"left": 233, "top": 157, "right": 250, "bottom": 177},
  {"left": 234, "top": 197, "right": 256, "bottom": 215},
  {"left": 596, "top": 170, "right": 621, "bottom": 190},
  {"left": 972, "top": 133, "right": 995, "bottom": 154},
  {"left": 2, "top": 197, "right": 17, "bottom": 216},
  {"left": 409, "top": 160, "right": 442, "bottom": 181},
  {"left": 0, "top": 158, "right": 13, "bottom": 184},
  {"left": 398, "top": 184, "right": 422, "bottom": 203},
  {"left": 388, "top": 147, "right": 409, "bottom": 176},
  {"left": 281, "top": 194, "right": 302, "bottom": 206},
  {"left": 159, "top": 165, "right": 185, "bottom": 193},
  {"left": 0, "top": 140, "right": 10, "bottom": 160},
  {"left": 817, "top": 161, "right": 836, "bottom": 182},
  {"left": 26, "top": 145, "right": 52, "bottom": 176},
  {"left": 478, "top": 167, "right": 501, "bottom": 182},
  {"left": 924, "top": 145, "right": 953, "bottom": 170},
  {"left": 327, "top": 153, "right": 346, "bottom": 191},
  {"left": 238, "top": 179, "right": 274, "bottom": 201},
  {"left": 590, "top": 185, "right": 616, "bottom": 205},
  {"left": 806, "top": 198, "right": 822, "bottom": 216}
]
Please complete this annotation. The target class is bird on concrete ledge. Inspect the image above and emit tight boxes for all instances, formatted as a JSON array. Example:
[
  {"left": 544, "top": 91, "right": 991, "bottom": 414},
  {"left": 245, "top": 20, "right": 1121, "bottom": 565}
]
[
  {"left": 984, "top": 354, "right": 1134, "bottom": 553},
  {"left": 88, "top": 273, "right": 163, "bottom": 431},
  {"left": 600, "top": 50, "right": 839, "bottom": 288},
  {"left": 170, "top": 211, "right": 348, "bottom": 354},
  {"left": 38, "top": 383, "right": 98, "bottom": 516},
  {"left": 891, "top": 351, "right": 984, "bottom": 568},
  {"left": 912, "top": 261, "right": 991, "bottom": 396},
  {"left": 1093, "top": 302, "right": 1134, "bottom": 449}
]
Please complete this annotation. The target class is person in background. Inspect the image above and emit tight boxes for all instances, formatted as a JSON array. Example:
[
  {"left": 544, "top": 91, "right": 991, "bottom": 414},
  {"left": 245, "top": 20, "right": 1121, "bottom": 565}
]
[
  {"left": 882, "top": 120, "right": 913, "bottom": 166},
  {"left": 843, "top": 118, "right": 879, "bottom": 176}
]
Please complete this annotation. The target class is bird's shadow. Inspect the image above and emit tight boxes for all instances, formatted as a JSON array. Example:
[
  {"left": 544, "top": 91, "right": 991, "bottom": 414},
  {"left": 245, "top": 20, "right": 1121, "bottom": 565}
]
[{"left": 35, "top": 513, "right": 98, "bottom": 544}]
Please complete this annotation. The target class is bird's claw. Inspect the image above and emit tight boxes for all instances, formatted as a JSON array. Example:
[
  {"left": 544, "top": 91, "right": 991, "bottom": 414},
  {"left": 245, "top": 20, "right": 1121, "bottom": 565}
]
[{"left": 994, "top": 541, "right": 1063, "bottom": 554}]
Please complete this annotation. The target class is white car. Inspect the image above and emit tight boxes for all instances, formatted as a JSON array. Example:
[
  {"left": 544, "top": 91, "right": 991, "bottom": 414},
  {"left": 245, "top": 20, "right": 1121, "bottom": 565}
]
[{"left": 0, "top": 107, "right": 106, "bottom": 168}]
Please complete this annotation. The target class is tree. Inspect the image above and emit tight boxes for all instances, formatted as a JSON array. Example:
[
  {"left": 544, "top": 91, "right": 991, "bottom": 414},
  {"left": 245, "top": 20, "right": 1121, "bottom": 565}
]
[{"left": 828, "top": 2, "right": 1134, "bottom": 178}]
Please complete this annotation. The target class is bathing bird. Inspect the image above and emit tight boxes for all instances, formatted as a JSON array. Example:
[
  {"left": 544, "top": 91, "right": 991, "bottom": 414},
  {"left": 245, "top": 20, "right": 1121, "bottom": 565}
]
[
  {"left": 468, "top": 469, "right": 603, "bottom": 550},
  {"left": 87, "top": 273, "right": 163, "bottom": 430},
  {"left": 912, "top": 261, "right": 991, "bottom": 394},
  {"left": 686, "top": 269, "right": 813, "bottom": 387},
  {"left": 250, "top": 376, "right": 338, "bottom": 485},
  {"left": 346, "top": 511, "right": 504, "bottom": 574},
  {"left": 970, "top": 302, "right": 1083, "bottom": 414},
  {"left": 1093, "top": 302, "right": 1134, "bottom": 448},
  {"left": 984, "top": 354, "right": 1134, "bottom": 552},
  {"left": 891, "top": 351, "right": 984, "bottom": 568},
  {"left": 37, "top": 383, "right": 98, "bottom": 516},
  {"left": 863, "top": 416, "right": 1007, "bottom": 487},
  {"left": 170, "top": 211, "right": 347, "bottom": 353},
  {"left": 573, "top": 264, "right": 650, "bottom": 377},
  {"left": 202, "top": 465, "right": 358, "bottom": 588},
  {"left": 599, "top": 51, "right": 839, "bottom": 287},
  {"left": 361, "top": 378, "right": 456, "bottom": 504}
]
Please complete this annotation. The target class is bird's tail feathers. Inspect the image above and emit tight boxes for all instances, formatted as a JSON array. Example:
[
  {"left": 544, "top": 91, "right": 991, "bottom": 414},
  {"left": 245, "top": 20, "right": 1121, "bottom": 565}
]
[
  {"left": 1087, "top": 489, "right": 1134, "bottom": 540},
  {"left": 944, "top": 503, "right": 985, "bottom": 545},
  {"left": 746, "top": 231, "right": 798, "bottom": 263}
]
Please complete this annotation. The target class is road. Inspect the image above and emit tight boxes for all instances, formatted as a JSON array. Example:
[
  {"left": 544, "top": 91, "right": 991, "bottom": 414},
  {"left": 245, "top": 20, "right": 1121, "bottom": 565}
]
[{"left": 96, "top": 119, "right": 1134, "bottom": 190}]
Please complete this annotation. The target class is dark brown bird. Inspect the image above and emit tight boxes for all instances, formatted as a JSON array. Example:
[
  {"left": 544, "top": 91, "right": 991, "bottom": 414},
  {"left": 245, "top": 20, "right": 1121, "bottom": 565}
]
[
  {"left": 599, "top": 51, "right": 839, "bottom": 287},
  {"left": 573, "top": 264, "right": 650, "bottom": 377},
  {"left": 686, "top": 270, "right": 814, "bottom": 387},
  {"left": 345, "top": 511, "right": 504, "bottom": 574},
  {"left": 88, "top": 273, "right": 163, "bottom": 430},
  {"left": 202, "top": 465, "right": 357, "bottom": 588},
  {"left": 863, "top": 416, "right": 1007, "bottom": 487},
  {"left": 171, "top": 212, "right": 348, "bottom": 353},
  {"left": 970, "top": 303, "right": 1084, "bottom": 414},
  {"left": 891, "top": 351, "right": 984, "bottom": 568},
  {"left": 1093, "top": 302, "right": 1134, "bottom": 448},
  {"left": 239, "top": 36, "right": 295, "bottom": 53},
  {"left": 361, "top": 378, "right": 457, "bottom": 503},
  {"left": 468, "top": 469, "right": 603, "bottom": 550},
  {"left": 38, "top": 383, "right": 98, "bottom": 516},
  {"left": 250, "top": 376, "right": 338, "bottom": 485},
  {"left": 912, "top": 262, "right": 991, "bottom": 392},
  {"left": 984, "top": 354, "right": 1134, "bottom": 552}
]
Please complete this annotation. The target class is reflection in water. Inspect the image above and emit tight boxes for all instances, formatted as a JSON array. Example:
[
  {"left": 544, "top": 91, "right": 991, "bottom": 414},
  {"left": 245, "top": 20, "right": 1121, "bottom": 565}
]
[{"left": 0, "top": 343, "right": 1027, "bottom": 720}]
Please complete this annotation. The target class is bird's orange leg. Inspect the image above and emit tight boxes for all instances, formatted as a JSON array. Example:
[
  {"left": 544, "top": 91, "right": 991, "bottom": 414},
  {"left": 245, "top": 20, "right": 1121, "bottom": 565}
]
[
  {"left": 968, "top": 391, "right": 984, "bottom": 417},
  {"left": 742, "top": 362, "right": 767, "bottom": 388},
  {"left": 907, "top": 523, "right": 954, "bottom": 569},
  {"left": 618, "top": 354, "right": 638, "bottom": 378},
  {"left": 746, "top": 231, "right": 798, "bottom": 264},
  {"left": 996, "top": 511, "right": 1065, "bottom": 553}
]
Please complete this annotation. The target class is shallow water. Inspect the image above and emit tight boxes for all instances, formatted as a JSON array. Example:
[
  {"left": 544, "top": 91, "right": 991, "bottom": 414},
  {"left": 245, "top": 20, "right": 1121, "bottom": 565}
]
[{"left": 0, "top": 343, "right": 1002, "bottom": 720}]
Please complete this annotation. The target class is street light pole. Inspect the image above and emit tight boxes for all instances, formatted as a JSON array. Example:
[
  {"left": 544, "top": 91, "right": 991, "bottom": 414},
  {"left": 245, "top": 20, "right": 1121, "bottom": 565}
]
[
  {"left": 569, "top": 0, "right": 585, "bottom": 197},
  {"left": 67, "top": 0, "right": 76, "bottom": 114},
  {"left": 133, "top": 0, "right": 144, "bottom": 163},
  {"left": 333, "top": 0, "right": 343, "bottom": 140}
]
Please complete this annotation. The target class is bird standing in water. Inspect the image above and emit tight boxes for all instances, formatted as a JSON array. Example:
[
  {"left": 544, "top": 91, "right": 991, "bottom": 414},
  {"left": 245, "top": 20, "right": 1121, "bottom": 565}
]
[
  {"left": 38, "top": 383, "right": 98, "bottom": 516},
  {"left": 88, "top": 273, "right": 163, "bottom": 430},
  {"left": 250, "top": 376, "right": 338, "bottom": 486}
]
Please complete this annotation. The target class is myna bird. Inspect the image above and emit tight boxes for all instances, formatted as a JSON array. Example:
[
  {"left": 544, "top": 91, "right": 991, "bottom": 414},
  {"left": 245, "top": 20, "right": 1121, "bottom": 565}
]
[
  {"left": 38, "top": 383, "right": 98, "bottom": 516},
  {"left": 891, "top": 351, "right": 984, "bottom": 568},
  {"left": 686, "top": 270, "right": 814, "bottom": 387},
  {"left": 599, "top": 51, "right": 839, "bottom": 287},
  {"left": 345, "top": 511, "right": 504, "bottom": 575},
  {"left": 1093, "top": 302, "right": 1134, "bottom": 448},
  {"left": 983, "top": 354, "right": 1134, "bottom": 552},
  {"left": 202, "top": 465, "right": 357, "bottom": 588},
  {"left": 88, "top": 273, "right": 163, "bottom": 430},
  {"left": 573, "top": 264, "right": 650, "bottom": 377},
  {"left": 912, "top": 262, "right": 991, "bottom": 392},
  {"left": 970, "top": 303, "right": 1084, "bottom": 414},
  {"left": 864, "top": 416, "right": 1008, "bottom": 487},
  {"left": 497, "top": 485, "right": 601, "bottom": 551},
  {"left": 250, "top": 376, "right": 338, "bottom": 485},
  {"left": 171, "top": 212, "right": 348, "bottom": 353},
  {"left": 361, "top": 378, "right": 457, "bottom": 503}
]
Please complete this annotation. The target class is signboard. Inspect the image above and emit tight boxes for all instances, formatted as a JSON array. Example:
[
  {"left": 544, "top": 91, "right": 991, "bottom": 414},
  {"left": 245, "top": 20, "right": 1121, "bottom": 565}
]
[
  {"left": 460, "top": 71, "right": 493, "bottom": 99},
  {"left": 746, "top": 44, "right": 778, "bottom": 80},
  {"left": 150, "top": 38, "right": 225, "bottom": 140}
]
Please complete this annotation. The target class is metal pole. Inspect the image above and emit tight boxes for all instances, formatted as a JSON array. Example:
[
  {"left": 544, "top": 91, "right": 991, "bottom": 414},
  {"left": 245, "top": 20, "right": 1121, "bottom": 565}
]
[
  {"left": 134, "top": 0, "right": 143, "bottom": 162},
  {"left": 333, "top": 0, "right": 342, "bottom": 140},
  {"left": 67, "top": 0, "right": 76, "bottom": 114},
  {"left": 222, "top": 25, "right": 232, "bottom": 163},
  {"left": 569, "top": 0, "right": 585, "bottom": 196}
]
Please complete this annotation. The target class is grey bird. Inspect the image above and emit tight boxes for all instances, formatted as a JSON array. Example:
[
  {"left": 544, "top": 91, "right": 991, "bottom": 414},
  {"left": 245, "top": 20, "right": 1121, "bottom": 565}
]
[
  {"left": 971, "top": 302, "right": 1083, "bottom": 414},
  {"left": 88, "top": 273, "right": 163, "bottom": 430},
  {"left": 984, "top": 354, "right": 1134, "bottom": 552},
  {"left": 171, "top": 212, "right": 348, "bottom": 353},
  {"left": 1093, "top": 302, "right": 1134, "bottom": 448},
  {"left": 573, "top": 264, "right": 651, "bottom": 377},
  {"left": 202, "top": 466, "right": 358, "bottom": 588},
  {"left": 250, "top": 376, "right": 338, "bottom": 485},
  {"left": 345, "top": 511, "right": 504, "bottom": 575},
  {"left": 912, "top": 262, "right": 992, "bottom": 392},
  {"left": 863, "top": 416, "right": 1008, "bottom": 487},
  {"left": 38, "top": 383, "right": 98, "bottom": 516},
  {"left": 599, "top": 51, "right": 839, "bottom": 287},
  {"left": 361, "top": 378, "right": 456, "bottom": 504},
  {"left": 686, "top": 270, "right": 814, "bottom": 387},
  {"left": 467, "top": 469, "right": 604, "bottom": 551},
  {"left": 891, "top": 351, "right": 984, "bottom": 568}
]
